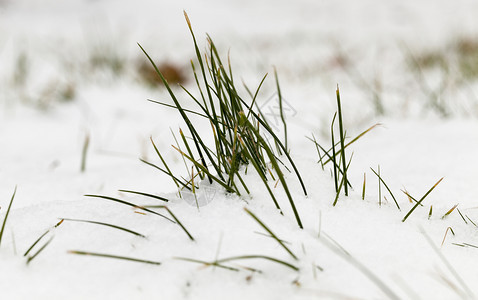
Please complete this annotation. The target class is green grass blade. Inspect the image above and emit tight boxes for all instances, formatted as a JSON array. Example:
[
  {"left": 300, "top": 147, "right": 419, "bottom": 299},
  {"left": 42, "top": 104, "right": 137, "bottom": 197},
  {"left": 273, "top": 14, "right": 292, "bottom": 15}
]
[
  {"left": 332, "top": 154, "right": 353, "bottom": 206},
  {"left": 138, "top": 43, "right": 222, "bottom": 182},
  {"left": 332, "top": 172, "right": 345, "bottom": 207},
  {"left": 174, "top": 256, "right": 239, "bottom": 271},
  {"left": 184, "top": 15, "right": 225, "bottom": 176},
  {"left": 441, "top": 204, "right": 458, "bottom": 219},
  {"left": 238, "top": 137, "right": 281, "bottom": 212},
  {"left": 24, "top": 231, "right": 49, "bottom": 257},
  {"left": 238, "top": 101, "right": 307, "bottom": 196},
  {"left": 240, "top": 114, "right": 303, "bottom": 228},
  {"left": 362, "top": 173, "right": 366, "bottom": 200},
  {"left": 370, "top": 167, "right": 400, "bottom": 210},
  {"left": 311, "top": 134, "right": 325, "bottom": 170},
  {"left": 23, "top": 219, "right": 63, "bottom": 257},
  {"left": 61, "top": 218, "right": 146, "bottom": 238},
  {"left": 244, "top": 208, "right": 297, "bottom": 260},
  {"left": 170, "top": 128, "right": 192, "bottom": 177},
  {"left": 456, "top": 208, "right": 467, "bottom": 224},
  {"left": 402, "top": 178, "right": 443, "bottom": 222},
  {"left": 254, "top": 231, "right": 291, "bottom": 244},
  {"left": 179, "top": 128, "right": 204, "bottom": 180},
  {"left": 84, "top": 194, "right": 175, "bottom": 223},
  {"left": 215, "top": 255, "right": 299, "bottom": 271},
  {"left": 465, "top": 215, "right": 477, "bottom": 227},
  {"left": 119, "top": 189, "right": 169, "bottom": 202},
  {"left": 307, "top": 136, "right": 352, "bottom": 189},
  {"left": 157, "top": 206, "right": 194, "bottom": 241},
  {"left": 26, "top": 236, "right": 54, "bottom": 265},
  {"left": 463, "top": 243, "right": 478, "bottom": 249},
  {"left": 150, "top": 137, "right": 181, "bottom": 189},
  {"left": 148, "top": 99, "right": 210, "bottom": 119},
  {"left": 274, "top": 67, "right": 288, "bottom": 151},
  {"left": 331, "top": 113, "right": 339, "bottom": 193},
  {"left": 139, "top": 158, "right": 191, "bottom": 191},
  {"left": 171, "top": 145, "right": 235, "bottom": 193},
  {"left": 336, "top": 86, "right": 348, "bottom": 196},
  {"left": 245, "top": 73, "right": 268, "bottom": 119},
  {"left": 401, "top": 189, "right": 424, "bottom": 207},
  {"left": 321, "top": 123, "right": 380, "bottom": 165},
  {"left": 0, "top": 186, "right": 17, "bottom": 248},
  {"left": 69, "top": 250, "right": 161, "bottom": 265}
]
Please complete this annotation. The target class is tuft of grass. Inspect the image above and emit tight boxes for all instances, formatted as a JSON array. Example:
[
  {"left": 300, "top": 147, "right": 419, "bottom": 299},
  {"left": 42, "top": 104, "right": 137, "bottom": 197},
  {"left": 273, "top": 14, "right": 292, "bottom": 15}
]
[
  {"left": 0, "top": 186, "right": 17, "bottom": 248},
  {"left": 402, "top": 178, "right": 443, "bottom": 222},
  {"left": 69, "top": 250, "right": 161, "bottom": 265},
  {"left": 137, "top": 13, "right": 307, "bottom": 228},
  {"left": 309, "top": 116, "right": 378, "bottom": 201}
]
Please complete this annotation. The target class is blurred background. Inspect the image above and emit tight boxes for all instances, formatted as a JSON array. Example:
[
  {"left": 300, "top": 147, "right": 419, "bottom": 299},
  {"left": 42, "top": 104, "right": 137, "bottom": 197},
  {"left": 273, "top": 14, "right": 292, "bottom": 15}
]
[{"left": 2, "top": 0, "right": 478, "bottom": 118}]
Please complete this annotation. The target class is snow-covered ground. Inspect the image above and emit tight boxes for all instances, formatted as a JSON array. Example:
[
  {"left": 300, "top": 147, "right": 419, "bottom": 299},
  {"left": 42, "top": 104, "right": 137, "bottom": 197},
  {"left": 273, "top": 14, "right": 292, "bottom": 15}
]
[{"left": 1, "top": 1, "right": 478, "bottom": 299}]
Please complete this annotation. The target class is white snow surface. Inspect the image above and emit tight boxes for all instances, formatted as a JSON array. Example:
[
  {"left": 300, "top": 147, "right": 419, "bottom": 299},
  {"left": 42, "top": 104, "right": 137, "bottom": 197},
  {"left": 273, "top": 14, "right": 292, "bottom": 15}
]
[{"left": 1, "top": 0, "right": 478, "bottom": 299}]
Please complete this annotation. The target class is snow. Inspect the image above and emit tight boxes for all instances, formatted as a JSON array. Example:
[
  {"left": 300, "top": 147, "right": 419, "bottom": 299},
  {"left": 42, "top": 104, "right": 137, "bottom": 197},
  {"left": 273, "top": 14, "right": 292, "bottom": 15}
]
[{"left": 1, "top": 0, "right": 478, "bottom": 299}]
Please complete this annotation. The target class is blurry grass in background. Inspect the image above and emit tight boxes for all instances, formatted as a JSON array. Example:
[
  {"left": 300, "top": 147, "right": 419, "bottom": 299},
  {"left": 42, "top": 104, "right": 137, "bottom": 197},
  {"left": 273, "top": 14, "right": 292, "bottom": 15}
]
[{"left": 1, "top": 23, "right": 478, "bottom": 119}]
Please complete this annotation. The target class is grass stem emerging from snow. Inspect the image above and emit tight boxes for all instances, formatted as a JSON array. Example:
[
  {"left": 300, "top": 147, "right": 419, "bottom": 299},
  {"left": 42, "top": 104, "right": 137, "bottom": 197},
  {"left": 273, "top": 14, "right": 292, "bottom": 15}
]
[
  {"left": 0, "top": 186, "right": 17, "bottom": 248},
  {"left": 244, "top": 208, "right": 297, "bottom": 260},
  {"left": 402, "top": 178, "right": 443, "bottom": 222},
  {"left": 69, "top": 250, "right": 162, "bottom": 265}
]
